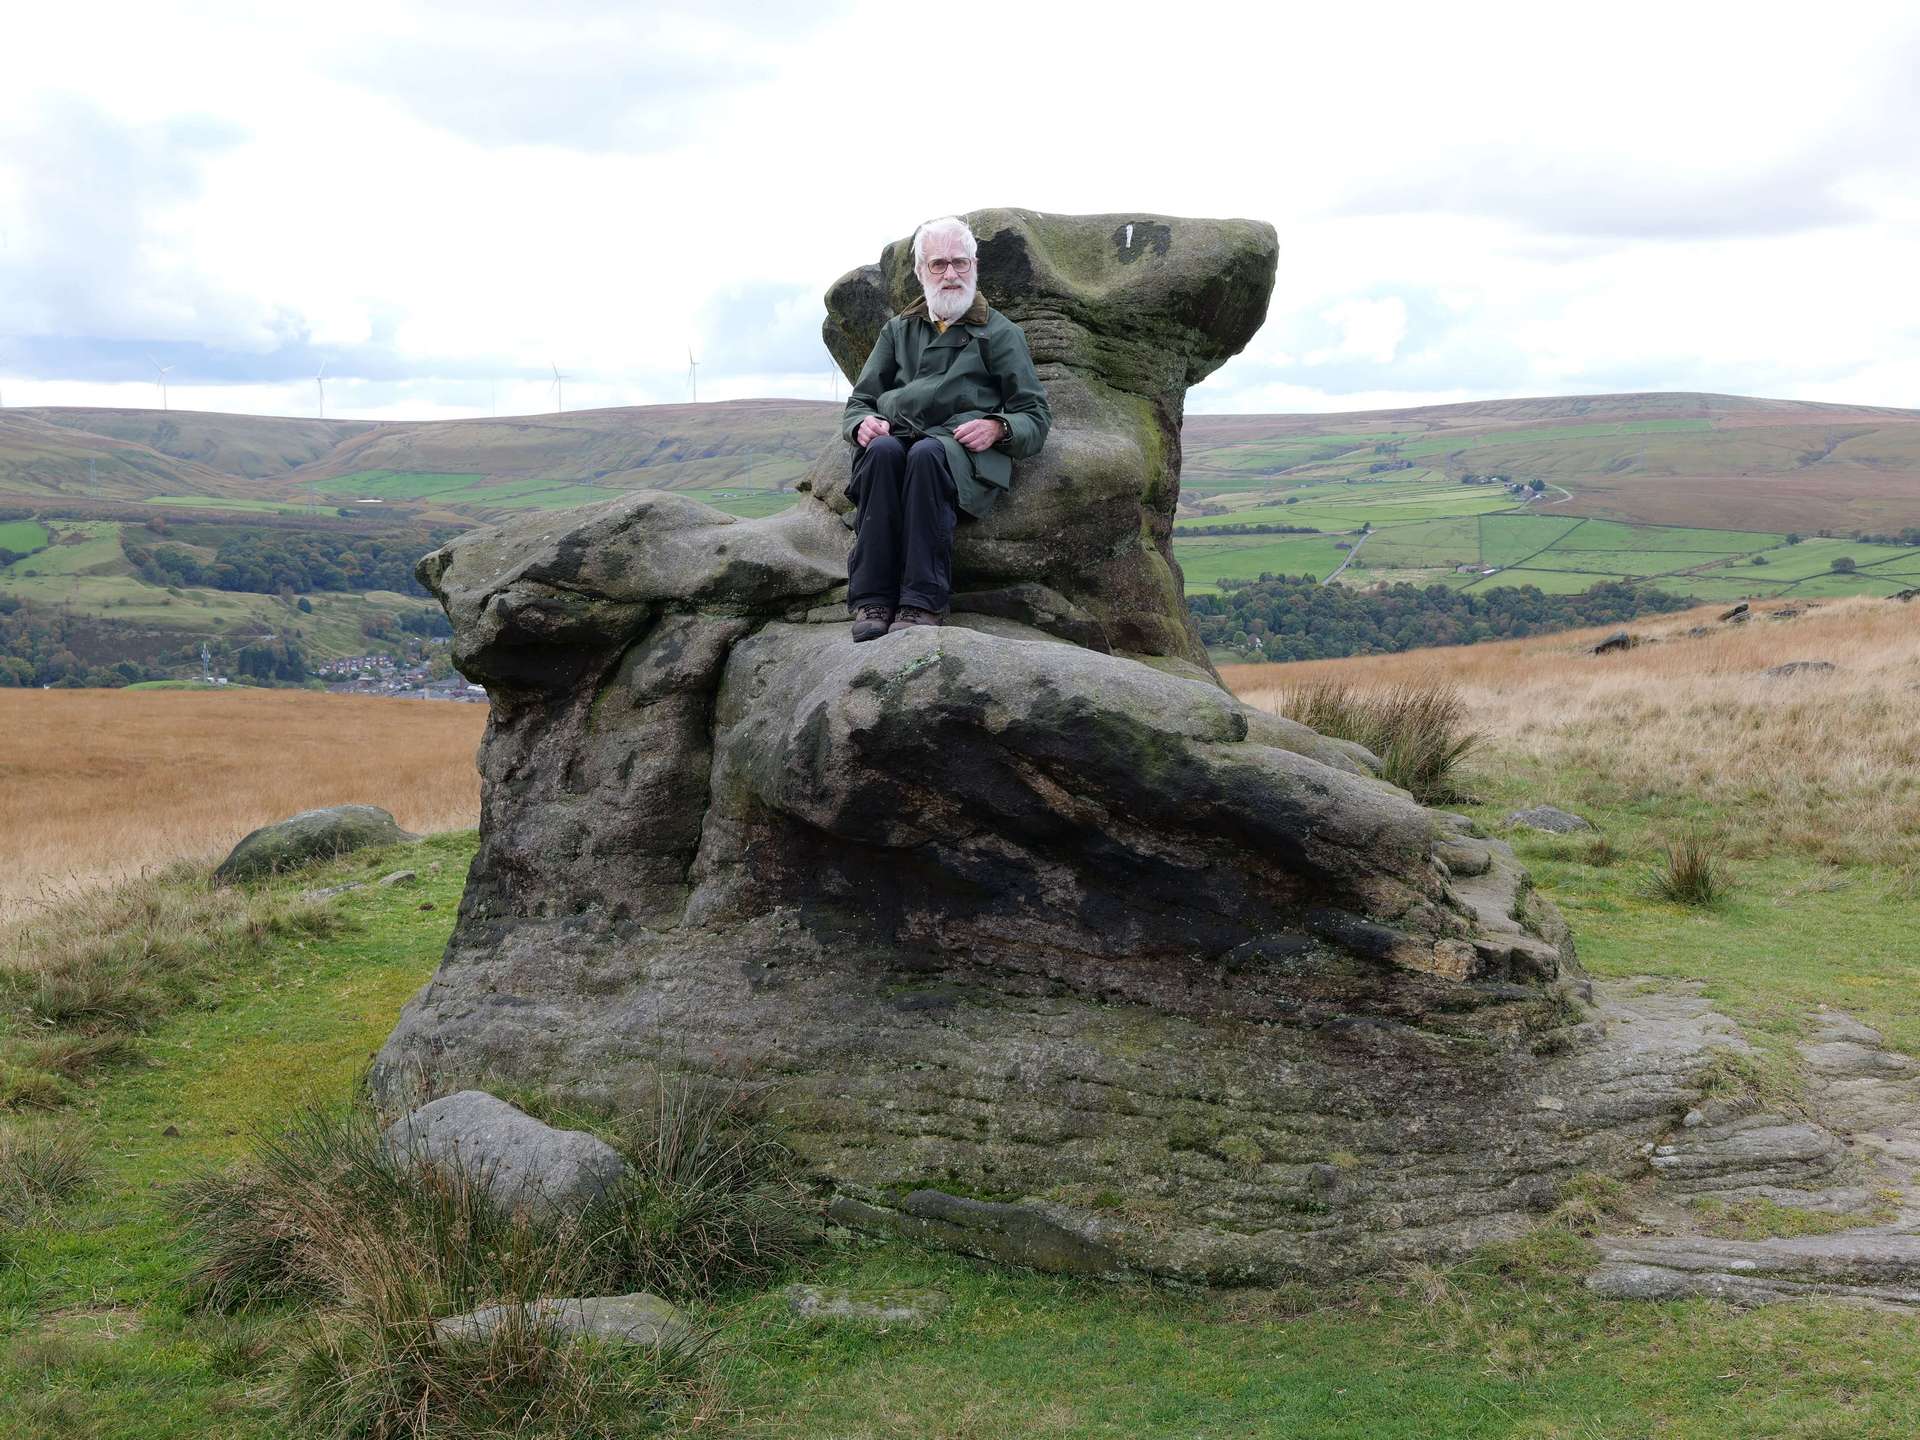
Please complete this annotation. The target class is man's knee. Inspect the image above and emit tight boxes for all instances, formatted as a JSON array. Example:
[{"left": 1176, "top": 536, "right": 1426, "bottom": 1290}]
[
  {"left": 906, "top": 437, "right": 946, "bottom": 471},
  {"left": 865, "top": 435, "right": 906, "bottom": 465}
]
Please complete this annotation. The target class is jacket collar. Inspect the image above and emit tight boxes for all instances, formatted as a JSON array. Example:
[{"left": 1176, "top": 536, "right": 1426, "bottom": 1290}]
[{"left": 899, "top": 291, "right": 991, "bottom": 327}]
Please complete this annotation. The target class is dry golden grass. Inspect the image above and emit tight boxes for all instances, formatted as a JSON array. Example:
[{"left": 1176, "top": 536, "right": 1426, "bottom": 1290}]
[
  {"left": 0, "top": 690, "right": 484, "bottom": 919},
  {"left": 1225, "top": 596, "right": 1920, "bottom": 866}
]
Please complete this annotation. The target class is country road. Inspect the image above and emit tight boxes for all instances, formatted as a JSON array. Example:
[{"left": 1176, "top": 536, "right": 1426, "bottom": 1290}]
[{"left": 1323, "top": 530, "right": 1370, "bottom": 584}]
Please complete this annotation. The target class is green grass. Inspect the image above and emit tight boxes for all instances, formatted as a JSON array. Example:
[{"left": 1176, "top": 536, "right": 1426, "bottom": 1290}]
[
  {"left": 0, "top": 519, "right": 49, "bottom": 552},
  {"left": 0, "top": 521, "right": 124, "bottom": 579},
  {"left": 1173, "top": 534, "right": 1360, "bottom": 590},
  {"left": 1544, "top": 519, "right": 1783, "bottom": 553},
  {"left": 1461, "top": 567, "right": 1622, "bottom": 595},
  {"left": 6, "top": 761, "right": 1920, "bottom": 1432},
  {"left": 1476, "top": 515, "right": 1586, "bottom": 566},
  {"left": 1393, "top": 417, "right": 1714, "bottom": 461},
  {"left": 312, "top": 470, "right": 486, "bottom": 501},
  {"left": 145, "top": 496, "right": 320, "bottom": 515}
]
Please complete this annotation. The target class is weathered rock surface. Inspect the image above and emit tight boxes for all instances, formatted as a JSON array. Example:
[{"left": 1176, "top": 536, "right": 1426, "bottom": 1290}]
[
  {"left": 784, "top": 1284, "right": 948, "bottom": 1327},
  {"left": 214, "top": 804, "right": 417, "bottom": 884},
  {"left": 1761, "top": 660, "right": 1837, "bottom": 679},
  {"left": 369, "top": 212, "right": 1773, "bottom": 1282},
  {"left": 1505, "top": 806, "right": 1593, "bottom": 835},
  {"left": 812, "top": 208, "right": 1277, "bottom": 670},
  {"left": 437, "top": 1292, "right": 691, "bottom": 1349},
  {"left": 1587, "top": 1004, "right": 1920, "bottom": 1308},
  {"left": 385, "top": 1091, "right": 626, "bottom": 1220}
]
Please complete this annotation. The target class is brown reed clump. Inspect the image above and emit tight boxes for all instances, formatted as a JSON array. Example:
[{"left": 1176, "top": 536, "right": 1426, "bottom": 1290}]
[
  {"left": 1225, "top": 596, "right": 1920, "bottom": 868},
  {"left": 1267, "top": 680, "right": 1481, "bottom": 803}
]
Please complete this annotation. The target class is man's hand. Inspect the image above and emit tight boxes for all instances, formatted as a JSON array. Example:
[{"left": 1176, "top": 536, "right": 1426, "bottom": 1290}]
[
  {"left": 855, "top": 416, "right": 891, "bottom": 448},
  {"left": 953, "top": 417, "right": 1006, "bottom": 453}
]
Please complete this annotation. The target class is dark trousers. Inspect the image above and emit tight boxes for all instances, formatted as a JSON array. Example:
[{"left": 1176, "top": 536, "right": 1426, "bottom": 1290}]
[{"left": 847, "top": 435, "right": 958, "bottom": 613}]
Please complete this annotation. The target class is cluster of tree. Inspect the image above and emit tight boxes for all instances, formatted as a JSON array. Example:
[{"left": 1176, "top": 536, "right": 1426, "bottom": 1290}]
[
  {"left": 1188, "top": 575, "right": 1693, "bottom": 662},
  {"left": 120, "top": 527, "right": 437, "bottom": 596},
  {"left": 0, "top": 597, "right": 167, "bottom": 687},
  {"left": 233, "top": 634, "right": 310, "bottom": 682},
  {"left": 1848, "top": 528, "right": 1920, "bottom": 547},
  {"left": 1367, "top": 458, "right": 1414, "bottom": 473},
  {"left": 1176, "top": 523, "right": 1322, "bottom": 537},
  {"left": 361, "top": 608, "right": 453, "bottom": 641},
  {"left": 1457, "top": 472, "right": 1511, "bottom": 485}
]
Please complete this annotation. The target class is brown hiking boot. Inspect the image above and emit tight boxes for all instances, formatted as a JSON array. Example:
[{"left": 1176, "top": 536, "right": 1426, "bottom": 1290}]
[
  {"left": 887, "top": 606, "right": 945, "bottom": 633},
  {"left": 850, "top": 604, "right": 894, "bottom": 642}
]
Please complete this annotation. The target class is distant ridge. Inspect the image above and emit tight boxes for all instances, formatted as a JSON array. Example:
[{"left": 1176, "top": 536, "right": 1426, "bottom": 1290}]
[{"left": 4, "top": 392, "right": 1918, "bottom": 531}]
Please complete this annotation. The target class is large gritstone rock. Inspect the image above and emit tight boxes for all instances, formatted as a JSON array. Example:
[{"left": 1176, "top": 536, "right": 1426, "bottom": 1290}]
[
  {"left": 372, "top": 211, "right": 1743, "bottom": 1282},
  {"left": 385, "top": 1091, "right": 626, "bottom": 1220},
  {"left": 813, "top": 208, "right": 1277, "bottom": 670},
  {"left": 214, "top": 804, "right": 418, "bottom": 884}
]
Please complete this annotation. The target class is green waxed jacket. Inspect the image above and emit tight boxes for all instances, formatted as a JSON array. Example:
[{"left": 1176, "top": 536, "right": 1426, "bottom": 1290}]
[{"left": 840, "top": 292, "right": 1051, "bottom": 519}]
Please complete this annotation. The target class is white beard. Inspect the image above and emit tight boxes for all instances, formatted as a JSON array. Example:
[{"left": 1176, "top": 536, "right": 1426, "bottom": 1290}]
[{"left": 924, "top": 273, "right": 977, "bottom": 323}]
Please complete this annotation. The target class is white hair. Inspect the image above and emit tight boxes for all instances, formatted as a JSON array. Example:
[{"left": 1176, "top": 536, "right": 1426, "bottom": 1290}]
[{"left": 912, "top": 216, "right": 977, "bottom": 269}]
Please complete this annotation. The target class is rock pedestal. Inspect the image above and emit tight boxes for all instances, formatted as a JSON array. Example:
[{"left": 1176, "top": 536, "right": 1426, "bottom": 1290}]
[{"left": 373, "top": 211, "right": 1735, "bottom": 1282}]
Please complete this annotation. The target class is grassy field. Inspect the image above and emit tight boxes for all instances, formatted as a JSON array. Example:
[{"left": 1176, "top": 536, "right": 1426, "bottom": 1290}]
[
  {"left": 0, "top": 689, "right": 484, "bottom": 919},
  {"left": 0, "top": 519, "right": 49, "bottom": 552},
  {"left": 0, "top": 518, "right": 447, "bottom": 669},
  {"left": 145, "top": 495, "right": 322, "bottom": 515},
  {"left": 1168, "top": 479, "right": 1919, "bottom": 602},
  {"left": 4, "top": 597, "right": 1920, "bottom": 1433}
]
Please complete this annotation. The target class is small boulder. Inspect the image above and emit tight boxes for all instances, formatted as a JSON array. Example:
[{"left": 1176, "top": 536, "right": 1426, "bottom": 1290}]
[
  {"left": 1893, "top": 587, "right": 1919, "bottom": 603},
  {"left": 385, "top": 1090, "right": 625, "bottom": 1220},
  {"left": 378, "top": 869, "right": 418, "bottom": 887},
  {"left": 1506, "top": 806, "right": 1593, "bottom": 834},
  {"left": 437, "top": 1293, "right": 691, "bottom": 1349},
  {"left": 214, "top": 805, "right": 419, "bottom": 885},
  {"left": 1590, "top": 631, "right": 1634, "bottom": 655},
  {"left": 1718, "top": 602, "right": 1750, "bottom": 623},
  {"left": 784, "top": 1284, "right": 948, "bottom": 1328},
  {"left": 1761, "top": 661, "right": 1836, "bottom": 680}
]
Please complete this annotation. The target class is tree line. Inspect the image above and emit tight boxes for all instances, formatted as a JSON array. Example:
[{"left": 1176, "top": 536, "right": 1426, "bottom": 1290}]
[
  {"left": 120, "top": 526, "right": 438, "bottom": 596},
  {"left": 1188, "top": 575, "right": 1693, "bottom": 661}
]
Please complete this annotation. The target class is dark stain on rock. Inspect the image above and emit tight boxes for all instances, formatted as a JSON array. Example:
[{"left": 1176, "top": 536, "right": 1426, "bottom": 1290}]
[{"left": 1114, "top": 221, "right": 1172, "bottom": 263}]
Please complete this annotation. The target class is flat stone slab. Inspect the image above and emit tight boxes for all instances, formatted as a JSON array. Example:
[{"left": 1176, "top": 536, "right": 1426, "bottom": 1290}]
[
  {"left": 1590, "top": 1232, "right": 1920, "bottom": 1306},
  {"left": 784, "top": 1285, "right": 948, "bottom": 1327},
  {"left": 385, "top": 1090, "right": 626, "bottom": 1220},
  {"left": 215, "top": 804, "right": 418, "bottom": 884},
  {"left": 437, "top": 1292, "right": 692, "bottom": 1348},
  {"left": 1505, "top": 806, "right": 1593, "bottom": 834}
]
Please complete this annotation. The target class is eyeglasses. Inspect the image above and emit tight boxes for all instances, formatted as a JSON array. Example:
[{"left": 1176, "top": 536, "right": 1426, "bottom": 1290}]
[{"left": 922, "top": 256, "right": 974, "bottom": 275}]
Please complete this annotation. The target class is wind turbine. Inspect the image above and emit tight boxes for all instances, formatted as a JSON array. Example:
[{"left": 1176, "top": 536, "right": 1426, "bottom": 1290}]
[
  {"left": 315, "top": 360, "right": 328, "bottom": 420},
  {"left": 551, "top": 362, "right": 566, "bottom": 414},
  {"left": 147, "top": 355, "right": 173, "bottom": 412},
  {"left": 686, "top": 347, "right": 699, "bottom": 403}
]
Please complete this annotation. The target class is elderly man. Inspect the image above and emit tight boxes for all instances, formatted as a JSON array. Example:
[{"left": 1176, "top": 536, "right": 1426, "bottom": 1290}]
[{"left": 841, "top": 215, "right": 1051, "bottom": 641}]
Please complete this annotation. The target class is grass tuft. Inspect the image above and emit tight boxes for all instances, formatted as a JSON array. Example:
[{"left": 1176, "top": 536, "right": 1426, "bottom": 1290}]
[
  {"left": 0, "top": 1123, "right": 96, "bottom": 1224},
  {"left": 0, "top": 862, "right": 347, "bottom": 1105},
  {"left": 176, "top": 1082, "right": 807, "bottom": 1437},
  {"left": 1270, "top": 679, "right": 1482, "bottom": 802},
  {"left": 1547, "top": 1171, "right": 1640, "bottom": 1236},
  {"left": 1644, "top": 831, "right": 1730, "bottom": 907}
]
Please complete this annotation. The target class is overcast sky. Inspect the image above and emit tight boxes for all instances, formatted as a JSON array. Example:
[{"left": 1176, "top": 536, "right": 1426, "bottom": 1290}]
[{"left": 3, "top": 0, "right": 1917, "bottom": 421}]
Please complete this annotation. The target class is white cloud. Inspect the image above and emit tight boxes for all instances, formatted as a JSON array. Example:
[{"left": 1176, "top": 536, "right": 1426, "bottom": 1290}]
[
  {"left": 1, "top": 0, "right": 1917, "bottom": 419},
  {"left": 1307, "top": 298, "right": 1408, "bottom": 367}
]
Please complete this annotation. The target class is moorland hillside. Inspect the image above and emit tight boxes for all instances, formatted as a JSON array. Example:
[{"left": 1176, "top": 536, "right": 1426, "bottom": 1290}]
[{"left": 6, "top": 390, "right": 1918, "bottom": 533}]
